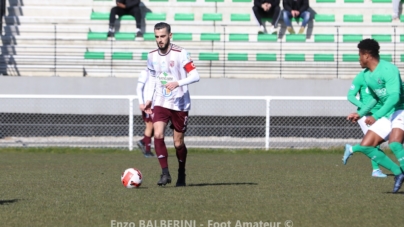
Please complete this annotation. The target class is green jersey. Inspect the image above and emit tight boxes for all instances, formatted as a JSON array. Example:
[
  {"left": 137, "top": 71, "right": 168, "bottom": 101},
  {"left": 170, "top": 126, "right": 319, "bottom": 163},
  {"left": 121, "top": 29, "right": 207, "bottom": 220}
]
[
  {"left": 347, "top": 71, "right": 381, "bottom": 117},
  {"left": 363, "top": 60, "right": 402, "bottom": 119}
]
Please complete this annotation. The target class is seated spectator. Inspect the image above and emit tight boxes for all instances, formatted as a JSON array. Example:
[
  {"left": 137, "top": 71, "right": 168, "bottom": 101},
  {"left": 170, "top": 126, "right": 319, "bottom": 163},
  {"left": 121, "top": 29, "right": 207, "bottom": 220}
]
[
  {"left": 392, "top": 0, "right": 400, "bottom": 21},
  {"left": 282, "top": 0, "right": 310, "bottom": 34},
  {"left": 107, "top": 0, "right": 143, "bottom": 38},
  {"left": 252, "top": 0, "right": 281, "bottom": 34}
]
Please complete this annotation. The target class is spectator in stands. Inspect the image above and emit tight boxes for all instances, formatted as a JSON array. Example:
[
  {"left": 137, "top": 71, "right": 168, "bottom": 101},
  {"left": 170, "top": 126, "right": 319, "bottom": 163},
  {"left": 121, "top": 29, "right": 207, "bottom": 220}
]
[
  {"left": 392, "top": 0, "right": 400, "bottom": 21},
  {"left": 282, "top": 0, "right": 310, "bottom": 34},
  {"left": 252, "top": 0, "right": 281, "bottom": 34},
  {"left": 107, "top": 0, "right": 143, "bottom": 38}
]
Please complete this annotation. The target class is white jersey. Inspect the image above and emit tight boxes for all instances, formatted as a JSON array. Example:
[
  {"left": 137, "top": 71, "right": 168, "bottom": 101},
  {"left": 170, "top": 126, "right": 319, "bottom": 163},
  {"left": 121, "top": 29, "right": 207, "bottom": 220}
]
[
  {"left": 146, "top": 43, "right": 199, "bottom": 111},
  {"left": 136, "top": 70, "right": 148, "bottom": 105}
]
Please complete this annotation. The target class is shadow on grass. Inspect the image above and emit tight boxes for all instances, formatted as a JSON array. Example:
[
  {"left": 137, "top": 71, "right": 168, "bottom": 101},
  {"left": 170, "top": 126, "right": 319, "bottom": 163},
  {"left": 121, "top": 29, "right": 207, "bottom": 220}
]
[
  {"left": 0, "top": 199, "right": 19, "bottom": 205},
  {"left": 187, "top": 182, "right": 258, "bottom": 187}
]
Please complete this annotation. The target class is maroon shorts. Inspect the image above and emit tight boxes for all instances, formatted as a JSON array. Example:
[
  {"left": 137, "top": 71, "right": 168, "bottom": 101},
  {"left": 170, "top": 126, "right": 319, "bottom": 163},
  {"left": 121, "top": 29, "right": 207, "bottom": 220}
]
[
  {"left": 152, "top": 106, "right": 189, "bottom": 133},
  {"left": 142, "top": 111, "right": 152, "bottom": 123}
]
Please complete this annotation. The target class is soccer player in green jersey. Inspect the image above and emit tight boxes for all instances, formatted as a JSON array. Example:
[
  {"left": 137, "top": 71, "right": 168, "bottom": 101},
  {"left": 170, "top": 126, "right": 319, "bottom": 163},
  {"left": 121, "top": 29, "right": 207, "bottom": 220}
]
[
  {"left": 343, "top": 39, "right": 404, "bottom": 193},
  {"left": 346, "top": 72, "right": 387, "bottom": 177}
]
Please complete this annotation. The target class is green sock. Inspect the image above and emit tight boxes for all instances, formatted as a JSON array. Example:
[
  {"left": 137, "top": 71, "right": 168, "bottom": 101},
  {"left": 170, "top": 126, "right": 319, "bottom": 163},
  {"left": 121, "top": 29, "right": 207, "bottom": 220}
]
[
  {"left": 371, "top": 160, "right": 379, "bottom": 170},
  {"left": 352, "top": 145, "right": 402, "bottom": 175},
  {"left": 389, "top": 142, "right": 404, "bottom": 169}
]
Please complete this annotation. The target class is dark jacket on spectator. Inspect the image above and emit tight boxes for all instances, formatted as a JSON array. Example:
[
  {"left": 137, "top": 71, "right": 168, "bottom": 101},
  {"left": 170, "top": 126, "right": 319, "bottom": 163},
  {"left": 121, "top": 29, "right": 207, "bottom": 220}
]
[
  {"left": 283, "top": 0, "right": 309, "bottom": 14},
  {"left": 253, "top": 0, "right": 280, "bottom": 9},
  {"left": 117, "top": 0, "right": 141, "bottom": 9}
]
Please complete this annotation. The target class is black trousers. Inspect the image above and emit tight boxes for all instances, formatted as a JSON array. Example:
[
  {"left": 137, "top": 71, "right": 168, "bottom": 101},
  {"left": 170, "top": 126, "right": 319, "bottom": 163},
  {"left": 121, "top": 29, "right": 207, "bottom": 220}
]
[
  {"left": 109, "top": 6, "right": 141, "bottom": 29},
  {"left": 252, "top": 5, "right": 281, "bottom": 27}
]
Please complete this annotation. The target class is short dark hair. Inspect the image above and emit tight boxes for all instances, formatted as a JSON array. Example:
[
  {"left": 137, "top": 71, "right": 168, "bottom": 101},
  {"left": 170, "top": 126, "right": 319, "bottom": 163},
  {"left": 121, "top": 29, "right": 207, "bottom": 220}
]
[
  {"left": 357, "top": 39, "right": 380, "bottom": 59},
  {"left": 154, "top": 22, "right": 171, "bottom": 33}
]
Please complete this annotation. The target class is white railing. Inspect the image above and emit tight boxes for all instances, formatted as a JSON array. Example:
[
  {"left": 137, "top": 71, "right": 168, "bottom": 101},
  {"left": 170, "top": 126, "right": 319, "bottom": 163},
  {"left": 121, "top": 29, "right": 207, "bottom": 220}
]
[{"left": 0, "top": 95, "right": 360, "bottom": 150}]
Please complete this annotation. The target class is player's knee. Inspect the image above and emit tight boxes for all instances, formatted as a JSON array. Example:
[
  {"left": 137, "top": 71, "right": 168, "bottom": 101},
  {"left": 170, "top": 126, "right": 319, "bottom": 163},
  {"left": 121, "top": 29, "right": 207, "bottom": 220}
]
[
  {"left": 154, "top": 133, "right": 164, "bottom": 139},
  {"left": 174, "top": 141, "right": 184, "bottom": 149},
  {"left": 389, "top": 142, "right": 402, "bottom": 152}
]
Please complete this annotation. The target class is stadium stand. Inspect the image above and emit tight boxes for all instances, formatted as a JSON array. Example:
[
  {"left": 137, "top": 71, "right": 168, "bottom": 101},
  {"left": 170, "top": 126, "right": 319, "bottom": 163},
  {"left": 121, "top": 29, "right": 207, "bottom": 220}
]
[{"left": 0, "top": 0, "right": 403, "bottom": 78}]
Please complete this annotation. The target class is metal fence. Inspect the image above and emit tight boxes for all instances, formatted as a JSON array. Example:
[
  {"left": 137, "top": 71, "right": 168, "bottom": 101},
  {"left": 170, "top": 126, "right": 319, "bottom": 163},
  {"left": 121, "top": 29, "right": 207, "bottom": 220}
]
[{"left": 0, "top": 94, "right": 364, "bottom": 150}]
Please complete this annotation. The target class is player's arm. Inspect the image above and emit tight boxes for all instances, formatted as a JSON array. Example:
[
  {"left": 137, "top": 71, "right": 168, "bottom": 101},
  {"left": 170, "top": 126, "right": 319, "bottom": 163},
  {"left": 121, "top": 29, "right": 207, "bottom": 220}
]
[
  {"left": 177, "top": 50, "right": 200, "bottom": 86},
  {"left": 347, "top": 74, "right": 364, "bottom": 109},
  {"left": 372, "top": 67, "right": 401, "bottom": 120},
  {"left": 136, "top": 70, "right": 148, "bottom": 106},
  {"left": 144, "top": 56, "right": 157, "bottom": 114}
]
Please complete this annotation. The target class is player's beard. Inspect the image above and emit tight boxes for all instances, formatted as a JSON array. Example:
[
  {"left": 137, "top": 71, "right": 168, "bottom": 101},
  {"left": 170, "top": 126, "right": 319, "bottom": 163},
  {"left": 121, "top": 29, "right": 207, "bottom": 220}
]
[{"left": 157, "top": 40, "right": 170, "bottom": 52}]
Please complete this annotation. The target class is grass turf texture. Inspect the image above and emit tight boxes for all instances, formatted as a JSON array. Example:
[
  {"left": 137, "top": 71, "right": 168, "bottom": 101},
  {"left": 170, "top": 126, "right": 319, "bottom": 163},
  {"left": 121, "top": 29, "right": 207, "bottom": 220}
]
[{"left": 0, "top": 147, "right": 403, "bottom": 227}]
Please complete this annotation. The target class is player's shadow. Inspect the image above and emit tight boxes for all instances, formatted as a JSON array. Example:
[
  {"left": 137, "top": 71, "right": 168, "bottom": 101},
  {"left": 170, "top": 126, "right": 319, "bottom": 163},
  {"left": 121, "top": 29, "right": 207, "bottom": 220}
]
[
  {"left": 384, "top": 191, "right": 404, "bottom": 194},
  {"left": 187, "top": 182, "right": 258, "bottom": 187},
  {"left": 0, "top": 199, "right": 20, "bottom": 205}
]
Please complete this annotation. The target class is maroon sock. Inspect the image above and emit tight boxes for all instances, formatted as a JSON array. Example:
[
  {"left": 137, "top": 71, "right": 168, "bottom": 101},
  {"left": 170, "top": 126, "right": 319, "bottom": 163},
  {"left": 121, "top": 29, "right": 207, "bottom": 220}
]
[
  {"left": 176, "top": 144, "right": 188, "bottom": 170},
  {"left": 143, "top": 135, "right": 151, "bottom": 152},
  {"left": 154, "top": 138, "right": 168, "bottom": 169}
]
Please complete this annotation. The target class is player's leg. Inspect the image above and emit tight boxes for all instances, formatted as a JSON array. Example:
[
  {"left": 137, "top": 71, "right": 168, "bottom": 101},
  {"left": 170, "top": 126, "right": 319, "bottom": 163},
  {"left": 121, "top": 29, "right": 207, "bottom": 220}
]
[
  {"left": 356, "top": 116, "right": 387, "bottom": 177},
  {"left": 138, "top": 112, "right": 155, "bottom": 157},
  {"left": 152, "top": 106, "right": 171, "bottom": 186},
  {"left": 388, "top": 110, "right": 404, "bottom": 192},
  {"left": 171, "top": 110, "right": 189, "bottom": 187}
]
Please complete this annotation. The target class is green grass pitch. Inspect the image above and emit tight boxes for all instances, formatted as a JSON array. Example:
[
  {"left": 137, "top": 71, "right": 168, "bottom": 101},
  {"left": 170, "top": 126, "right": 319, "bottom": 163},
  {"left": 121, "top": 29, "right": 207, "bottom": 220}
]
[{"left": 0, "top": 147, "right": 403, "bottom": 227}]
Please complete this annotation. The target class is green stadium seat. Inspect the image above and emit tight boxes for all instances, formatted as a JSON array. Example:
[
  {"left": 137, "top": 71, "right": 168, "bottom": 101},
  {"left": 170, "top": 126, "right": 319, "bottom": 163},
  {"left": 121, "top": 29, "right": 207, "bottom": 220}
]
[
  {"left": 87, "top": 32, "right": 107, "bottom": 40},
  {"left": 203, "top": 13, "right": 223, "bottom": 21},
  {"left": 144, "top": 33, "right": 155, "bottom": 41},
  {"left": 177, "top": 0, "right": 196, "bottom": 2},
  {"left": 400, "top": 15, "right": 404, "bottom": 22},
  {"left": 314, "top": 34, "right": 334, "bottom": 42},
  {"left": 199, "top": 52, "right": 219, "bottom": 61},
  {"left": 372, "top": 15, "right": 392, "bottom": 22},
  {"left": 121, "top": 15, "right": 135, "bottom": 20},
  {"left": 115, "top": 32, "right": 135, "bottom": 40},
  {"left": 257, "top": 34, "right": 277, "bottom": 42},
  {"left": 84, "top": 52, "right": 104, "bottom": 60},
  {"left": 174, "top": 13, "right": 194, "bottom": 21},
  {"left": 231, "top": 14, "right": 250, "bottom": 21},
  {"left": 316, "top": 0, "right": 336, "bottom": 2},
  {"left": 146, "top": 13, "right": 166, "bottom": 21},
  {"left": 256, "top": 53, "right": 277, "bottom": 61},
  {"left": 371, "top": 34, "right": 391, "bottom": 42},
  {"left": 200, "top": 33, "right": 221, "bottom": 41},
  {"left": 173, "top": 33, "right": 192, "bottom": 41},
  {"left": 372, "top": 0, "right": 391, "bottom": 2},
  {"left": 286, "top": 34, "right": 306, "bottom": 42},
  {"left": 401, "top": 34, "right": 404, "bottom": 42},
  {"left": 285, "top": 54, "right": 305, "bottom": 61},
  {"left": 112, "top": 52, "right": 132, "bottom": 60},
  {"left": 315, "top": 14, "right": 335, "bottom": 22},
  {"left": 91, "top": 12, "right": 109, "bottom": 20},
  {"left": 380, "top": 54, "right": 392, "bottom": 62},
  {"left": 228, "top": 53, "right": 248, "bottom": 61},
  {"left": 344, "top": 0, "right": 364, "bottom": 2},
  {"left": 229, "top": 34, "right": 249, "bottom": 41},
  {"left": 343, "top": 15, "right": 363, "bottom": 23},
  {"left": 141, "top": 52, "right": 148, "bottom": 60},
  {"left": 233, "top": 0, "right": 251, "bottom": 2},
  {"left": 401, "top": 54, "right": 404, "bottom": 62},
  {"left": 205, "top": 0, "right": 224, "bottom": 2},
  {"left": 342, "top": 54, "right": 359, "bottom": 62},
  {"left": 343, "top": 34, "right": 363, "bottom": 42},
  {"left": 314, "top": 54, "right": 334, "bottom": 62}
]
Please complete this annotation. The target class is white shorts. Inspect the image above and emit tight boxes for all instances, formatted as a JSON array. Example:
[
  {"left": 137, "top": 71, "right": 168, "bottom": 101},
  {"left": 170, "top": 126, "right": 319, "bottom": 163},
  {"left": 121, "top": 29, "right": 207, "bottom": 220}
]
[
  {"left": 368, "top": 117, "right": 391, "bottom": 141},
  {"left": 390, "top": 109, "right": 404, "bottom": 130},
  {"left": 357, "top": 116, "right": 369, "bottom": 135}
]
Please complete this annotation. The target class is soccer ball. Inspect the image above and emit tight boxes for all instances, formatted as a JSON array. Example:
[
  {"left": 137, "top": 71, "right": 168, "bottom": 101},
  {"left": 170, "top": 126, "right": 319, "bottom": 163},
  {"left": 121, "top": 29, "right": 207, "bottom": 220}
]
[{"left": 121, "top": 168, "right": 143, "bottom": 188}]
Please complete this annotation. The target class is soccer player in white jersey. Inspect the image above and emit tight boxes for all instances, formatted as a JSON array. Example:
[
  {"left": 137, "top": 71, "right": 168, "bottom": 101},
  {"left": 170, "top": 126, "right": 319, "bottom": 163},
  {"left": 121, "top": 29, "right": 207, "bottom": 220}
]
[
  {"left": 136, "top": 70, "right": 155, "bottom": 158},
  {"left": 143, "top": 22, "right": 200, "bottom": 187}
]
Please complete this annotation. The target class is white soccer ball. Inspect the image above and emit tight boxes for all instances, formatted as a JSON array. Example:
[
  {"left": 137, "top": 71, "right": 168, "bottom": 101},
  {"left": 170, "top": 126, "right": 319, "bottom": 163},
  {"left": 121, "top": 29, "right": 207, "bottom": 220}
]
[{"left": 121, "top": 168, "right": 143, "bottom": 188}]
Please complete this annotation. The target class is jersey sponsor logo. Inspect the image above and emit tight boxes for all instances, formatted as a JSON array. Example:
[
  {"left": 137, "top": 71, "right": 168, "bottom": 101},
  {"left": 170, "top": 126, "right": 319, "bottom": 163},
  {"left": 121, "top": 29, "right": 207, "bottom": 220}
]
[
  {"left": 350, "top": 84, "right": 355, "bottom": 90},
  {"left": 158, "top": 72, "right": 175, "bottom": 97},
  {"left": 373, "top": 88, "right": 387, "bottom": 97}
]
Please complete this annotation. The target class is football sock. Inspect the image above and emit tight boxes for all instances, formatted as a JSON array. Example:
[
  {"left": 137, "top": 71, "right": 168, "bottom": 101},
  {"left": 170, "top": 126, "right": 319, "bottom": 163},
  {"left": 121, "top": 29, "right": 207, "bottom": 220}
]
[
  {"left": 175, "top": 144, "right": 188, "bottom": 170},
  {"left": 143, "top": 135, "right": 152, "bottom": 152},
  {"left": 162, "top": 167, "right": 169, "bottom": 175},
  {"left": 389, "top": 142, "right": 404, "bottom": 169},
  {"left": 154, "top": 138, "right": 168, "bottom": 169},
  {"left": 353, "top": 145, "right": 402, "bottom": 175},
  {"left": 371, "top": 160, "right": 380, "bottom": 171}
]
